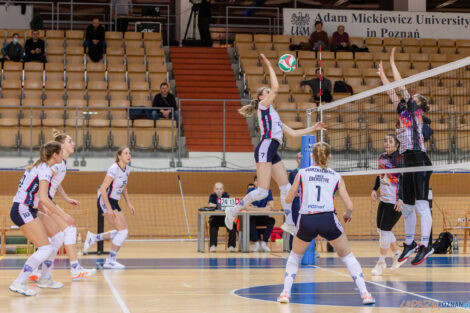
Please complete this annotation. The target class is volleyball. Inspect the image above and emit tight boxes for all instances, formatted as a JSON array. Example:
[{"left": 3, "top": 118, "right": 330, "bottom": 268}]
[{"left": 278, "top": 54, "right": 297, "bottom": 72}]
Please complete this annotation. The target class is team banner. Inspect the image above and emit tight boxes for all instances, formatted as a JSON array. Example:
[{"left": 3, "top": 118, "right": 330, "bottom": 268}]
[{"left": 283, "top": 8, "right": 470, "bottom": 40}]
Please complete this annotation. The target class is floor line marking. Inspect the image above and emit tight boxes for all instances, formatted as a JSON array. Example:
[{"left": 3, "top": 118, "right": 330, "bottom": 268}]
[{"left": 103, "top": 270, "right": 131, "bottom": 313}]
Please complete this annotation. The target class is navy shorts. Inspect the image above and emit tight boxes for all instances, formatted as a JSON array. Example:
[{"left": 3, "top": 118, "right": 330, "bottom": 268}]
[
  {"left": 254, "top": 139, "right": 281, "bottom": 164},
  {"left": 97, "top": 197, "right": 122, "bottom": 213},
  {"left": 10, "top": 202, "right": 38, "bottom": 227},
  {"left": 296, "top": 212, "right": 343, "bottom": 242}
]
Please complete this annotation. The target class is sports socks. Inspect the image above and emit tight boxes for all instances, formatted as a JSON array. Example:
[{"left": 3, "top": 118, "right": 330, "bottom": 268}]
[
  {"left": 41, "top": 232, "right": 65, "bottom": 279},
  {"left": 341, "top": 252, "right": 368, "bottom": 295},
  {"left": 401, "top": 204, "right": 417, "bottom": 245},
  {"left": 15, "top": 245, "right": 53, "bottom": 284},
  {"left": 416, "top": 200, "right": 432, "bottom": 247},
  {"left": 282, "top": 252, "right": 302, "bottom": 295},
  {"left": 279, "top": 184, "right": 294, "bottom": 225}
]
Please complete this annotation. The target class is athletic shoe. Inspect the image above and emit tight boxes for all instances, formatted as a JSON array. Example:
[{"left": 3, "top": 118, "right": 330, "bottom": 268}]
[
  {"left": 371, "top": 261, "right": 386, "bottom": 276},
  {"left": 277, "top": 290, "right": 290, "bottom": 303},
  {"left": 227, "top": 246, "right": 236, "bottom": 253},
  {"left": 224, "top": 208, "right": 236, "bottom": 230},
  {"left": 103, "top": 261, "right": 126, "bottom": 269},
  {"left": 83, "top": 231, "right": 95, "bottom": 255},
  {"left": 252, "top": 242, "right": 260, "bottom": 252},
  {"left": 280, "top": 223, "right": 296, "bottom": 236},
  {"left": 362, "top": 292, "right": 375, "bottom": 305},
  {"left": 391, "top": 254, "right": 407, "bottom": 271},
  {"left": 9, "top": 281, "right": 36, "bottom": 296},
  {"left": 210, "top": 245, "right": 216, "bottom": 252},
  {"left": 28, "top": 269, "right": 40, "bottom": 282},
  {"left": 260, "top": 242, "right": 271, "bottom": 252},
  {"left": 71, "top": 267, "right": 97, "bottom": 281},
  {"left": 411, "top": 245, "right": 434, "bottom": 266},
  {"left": 36, "top": 277, "right": 64, "bottom": 289},
  {"left": 398, "top": 241, "right": 418, "bottom": 262}
]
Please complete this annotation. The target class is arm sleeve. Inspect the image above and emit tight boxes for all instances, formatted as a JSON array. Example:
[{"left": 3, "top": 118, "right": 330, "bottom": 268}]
[
  {"left": 106, "top": 164, "right": 117, "bottom": 179},
  {"left": 38, "top": 166, "right": 52, "bottom": 182},
  {"left": 322, "top": 32, "right": 329, "bottom": 45},
  {"left": 25, "top": 40, "right": 32, "bottom": 52},
  {"left": 208, "top": 193, "right": 217, "bottom": 205},
  {"left": 373, "top": 176, "right": 380, "bottom": 191},
  {"left": 332, "top": 32, "right": 339, "bottom": 46},
  {"left": 325, "top": 78, "right": 332, "bottom": 92},
  {"left": 40, "top": 40, "right": 45, "bottom": 52},
  {"left": 169, "top": 94, "right": 177, "bottom": 110}
]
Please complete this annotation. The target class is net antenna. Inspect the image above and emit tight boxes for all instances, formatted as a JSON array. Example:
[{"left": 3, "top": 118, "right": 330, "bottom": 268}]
[{"left": 177, "top": 175, "right": 192, "bottom": 239}]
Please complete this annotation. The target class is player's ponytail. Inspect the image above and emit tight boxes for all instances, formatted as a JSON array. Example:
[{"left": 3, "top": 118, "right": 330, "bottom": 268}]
[
  {"left": 115, "top": 146, "right": 129, "bottom": 162},
  {"left": 52, "top": 128, "right": 70, "bottom": 144},
  {"left": 415, "top": 93, "right": 429, "bottom": 112},
  {"left": 238, "top": 87, "right": 269, "bottom": 117},
  {"left": 27, "top": 141, "right": 62, "bottom": 170},
  {"left": 313, "top": 142, "right": 331, "bottom": 170}
]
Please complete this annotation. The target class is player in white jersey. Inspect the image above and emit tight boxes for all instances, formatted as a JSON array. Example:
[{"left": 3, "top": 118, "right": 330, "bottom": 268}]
[
  {"left": 83, "top": 147, "right": 135, "bottom": 269},
  {"left": 9, "top": 142, "right": 70, "bottom": 296},
  {"left": 29, "top": 130, "right": 96, "bottom": 282},
  {"left": 225, "top": 53, "right": 325, "bottom": 235},
  {"left": 278, "top": 142, "right": 375, "bottom": 305},
  {"left": 370, "top": 134, "right": 406, "bottom": 275}
]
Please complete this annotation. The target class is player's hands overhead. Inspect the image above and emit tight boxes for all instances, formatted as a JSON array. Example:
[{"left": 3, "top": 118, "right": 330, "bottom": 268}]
[{"left": 260, "top": 53, "right": 271, "bottom": 66}]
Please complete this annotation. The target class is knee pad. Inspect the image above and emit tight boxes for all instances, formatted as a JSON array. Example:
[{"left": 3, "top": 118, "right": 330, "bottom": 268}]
[
  {"left": 34, "top": 244, "right": 53, "bottom": 262},
  {"left": 252, "top": 188, "right": 269, "bottom": 201},
  {"left": 112, "top": 229, "right": 128, "bottom": 247},
  {"left": 415, "top": 200, "right": 431, "bottom": 218},
  {"left": 63, "top": 226, "right": 77, "bottom": 246},
  {"left": 379, "top": 230, "right": 392, "bottom": 250},
  {"left": 50, "top": 231, "right": 64, "bottom": 250},
  {"left": 279, "top": 184, "right": 292, "bottom": 196},
  {"left": 401, "top": 203, "right": 415, "bottom": 218}
]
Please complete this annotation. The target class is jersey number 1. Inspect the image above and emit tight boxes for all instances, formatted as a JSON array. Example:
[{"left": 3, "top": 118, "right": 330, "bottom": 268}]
[{"left": 315, "top": 186, "right": 321, "bottom": 201}]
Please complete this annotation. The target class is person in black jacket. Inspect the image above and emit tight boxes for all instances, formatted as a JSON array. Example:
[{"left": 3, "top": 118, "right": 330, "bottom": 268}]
[
  {"left": 24, "top": 30, "right": 46, "bottom": 63},
  {"left": 197, "top": 0, "right": 212, "bottom": 47},
  {"left": 208, "top": 182, "right": 236, "bottom": 252},
  {"left": 1, "top": 33, "right": 23, "bottom": 63},
  {"left": 84, "top": 18, "right": 106, "bottom": 62},
  {"left": 151, "top": 82, "right": 179, "bottom": 123}
]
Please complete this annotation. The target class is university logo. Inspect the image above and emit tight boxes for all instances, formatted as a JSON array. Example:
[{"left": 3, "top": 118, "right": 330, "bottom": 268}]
[{"left": 291, "top": 12, "right": 310, "bottom": 36}]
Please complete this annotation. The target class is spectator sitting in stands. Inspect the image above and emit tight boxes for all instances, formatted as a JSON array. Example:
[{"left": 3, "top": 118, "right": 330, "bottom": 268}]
[
  {"left": 84, "top": 17, "right": 106, "bottom": 62},
  {"left": 309, "top": 21, "right": 329, "bottom": 51},
  {"left": 23, "top": 30, "right": 47, "bottom": 63},
  {"left": 300, "top": 68, "right": 333, "bottom": 103},
  {"left": 208, "top": 182, "right": 237, "bottom": 252},
  {"left": 1, "top": 33, "right": 24, "bottom": 63},
  {"left": 332, "top": 25, "right": 351, "bottom": 52},
  {"left": 245, "top": 176, "right": 275, "bottom": 253},
  {"left": 152, "top": 82, "right": 179, "bottom": 123}
]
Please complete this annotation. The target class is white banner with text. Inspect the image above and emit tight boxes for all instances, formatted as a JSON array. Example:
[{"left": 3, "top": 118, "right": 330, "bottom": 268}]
[{"left": 283, "top": 8, "right": 470, "bottom": 40}]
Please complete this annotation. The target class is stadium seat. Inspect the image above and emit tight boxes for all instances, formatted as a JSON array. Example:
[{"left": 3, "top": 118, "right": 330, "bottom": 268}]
[
  {"left": 336, "top": 52, "right": 354, "bottom": 68},
  {"left": 355, "top": 52, "right": 374, "bottom": 69},
  {"left": 20, "top": 99, "right": 43, "bottom": 148},
  {"left": 430, "top": 54, "right": 448, "bottom": 68},
  {"left": 87, "top": 80, "right": 108, "bottom": 100},
  {"left": 146, "top": 47, "right": 165, "bottom": 59},
  {"left": 23, "top": 80, "right": 44, "bottom": 100},
  {"left": 126, "top": 47, "right": 145, "bottom": 64},
  {"left": 156, "top": 119, "right": 176, "bottom": 149},
  {"left": 124, "top": 31, "right": 142, "bottom": 48},
  {"left": 273, "top": 35, "right": 290, "bottom": 50},
  {"left": 24, "top": 62, "right": 44, "bottom": 81},
  {"left": 65, "top": 30, "right": 84, "bottom": 47},
  {"left": 349, "top": 37, "right": 364, "bottom": 48},
  {"left": 109, "top": 81, "right": 129, "bottom": 100},
  {"left": 66, "top": 46, "right": 84, "bottom": 64},
  {"left": 107, "top": 63, "right": 127, "bottom": 82},
  {"left": 26, "top": 29, "right": 45, "bottom": 39},
  {"left": 86, "top": 63, "right": 106, "bottom": 82},
  {"left": 43, "top": 102, "right": 65, "bottom": 139},
  {"left": 1, "top": 80, "right": 21, "bottom": 99},
  {"left": 383, "top": 38, "right": 401, "bottom": 51},
  {"left": 66, "top": 63, "right": 85, "bottom": 82},
  {"left": 110, "top": 118, "right": 129, "bottom": 148},
  {"left": 7, "top": 29, "right": 25, "bottom": 43},
  {"left": 45, "top": 45, "right": 65, "bottom": 63},
  {"left": 45, "top": 62, "right": 65, "bottom": 81},
  {"left": 130, "top": 81, "right": 150, "bottom": 101},
  {"left": 45, "top": 80, "right": 65, "bottom": 100},
  {"left": 132, "top": 119, "right": 156, "bottom": 149},
  {"left": 143, "top": 32, "right": 162, "bottom": 45},
  {"left": 128, "top": 63, "right": 147, "bottom": 83},
  {"left": 66, "top": 80, "right": 86, "bottom": 100},
  {"left": 365, "top": 37, "right": 383, "bottom": 53},
  {"left": 438, "top": 38, "right": 456, "bottom": 54},
  {"left": 401, "top": 38, "right": 420, "bottom": 53},
  {"left": 3, "top": 61, "right": 23, "bottom": 81},
  {"left": 411, "top": 53, "right": 430, "bottom": 71},
  {"left": 46, "top": 30, "right": 64, "bottom": 48},
  {"left": 110, "top": 99, "right": 130, "bottom": 120},
  {"left": 105, "top": 31, "right": 123, "bottom": 47},
  {"left": 106, "top": 47, "right": 125, "bottom": 64}
]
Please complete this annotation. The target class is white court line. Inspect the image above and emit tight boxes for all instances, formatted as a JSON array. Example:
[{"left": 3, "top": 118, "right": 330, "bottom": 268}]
[{"left": 103, "top": 270, "right": 131, "bottom": 313}]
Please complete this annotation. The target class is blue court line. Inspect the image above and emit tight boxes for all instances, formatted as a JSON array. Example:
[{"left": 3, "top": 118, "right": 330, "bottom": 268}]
[{"left": 2, "top": 256, "right": 470, "bottom": 270}]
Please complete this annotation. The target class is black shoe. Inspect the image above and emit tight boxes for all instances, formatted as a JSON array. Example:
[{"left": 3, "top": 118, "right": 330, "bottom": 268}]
[
  {"left": 411, "top": 245, "right": 434, "bottom": 266},
  {"left": 398, "top": 241, "right": 418, "bottom": 262}
]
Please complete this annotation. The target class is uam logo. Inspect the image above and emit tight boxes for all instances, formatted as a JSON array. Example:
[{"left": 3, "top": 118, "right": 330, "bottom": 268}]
[{"left": 291, "top": 12, "right": 310, "bottom": 36}]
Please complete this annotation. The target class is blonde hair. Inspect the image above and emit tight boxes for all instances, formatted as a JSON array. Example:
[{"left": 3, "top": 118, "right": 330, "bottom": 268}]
[
  {"left": 52, "top": 129, "right": 70, "bottom": 144},
  {"left": 238, "top": 87, "right": 270, "bottom": 117},
  {"left": 312, "top": 142, "right": 331, "bottom": 170},
  {"left": 115, "top": 146, "right": 130, "bottom": 162},
  {"left": 214, "top": 182, "right": 224, "bottom": 189},
  {"left": 27, "top": 141, "right": 62, "bottom": 170}
]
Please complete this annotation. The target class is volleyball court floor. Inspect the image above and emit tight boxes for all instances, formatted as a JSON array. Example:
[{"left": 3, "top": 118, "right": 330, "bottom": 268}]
[{"left": 1, "top": 241, "right": 470, "bottom": 313}]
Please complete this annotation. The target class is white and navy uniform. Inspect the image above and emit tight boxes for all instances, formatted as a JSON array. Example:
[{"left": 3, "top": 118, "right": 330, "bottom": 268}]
[
  {"left": 49, "top": 160, "right": 67, "bottom": 200},
  {"left": 10, "top": 163, "right": 53, "bottom": 227},
  {"left": 254, "top": 102, "right": 283, "bottom": 164},
  {"left": 296, "top": 165, "right": 344, "bottom": 242},
  {"left": 97, "top": 162, "right": 130, "bottom": 213}
]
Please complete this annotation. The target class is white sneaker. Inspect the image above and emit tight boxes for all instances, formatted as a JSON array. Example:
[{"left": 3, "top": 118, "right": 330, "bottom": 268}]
[
  {"left": 260, "top": 242, "right": 271, "bottom": 252},
  {"left": 277, "top": 290, "right": 290, "bottom": 303},
  {"left": 210, "top": 245, "right": 216, "bottom": 252},
  {"left": 36, "top": 277, "right": 64, "bottom": 289},
  {"left": 9, "top": 281, "right": 37, "bottom": 296},
  {"left": 371, "top": 261, "right": 386, "bottom": 276},
  {"left": 71, "top": 267, "right": 97, "bottom": 281},
  {"left": 227, "top": 246, "right": 236, "bottom": 253},
  {"left": 391, "top": 254, "right": 407, "bottom": 271},
  {"left": 28, "top": 269, "right": 40, "bottom": 282},
  {"left": 362, "top": 292, "right": 375, "bottom": 305},
  {"left": 83, "top": 231, "right": 96, "bottom": 255},
  {"left": 281, "top": 223, "right": 296, "bottom": 236},
  {"left": 224, "top": 208, "right": 236, "bottom": 230},
  {"left": 103, "top": 260, "right": 126, "bottom": 269},
  {"left": 252, "top": 242, "right": 260, "bottom": 252}
]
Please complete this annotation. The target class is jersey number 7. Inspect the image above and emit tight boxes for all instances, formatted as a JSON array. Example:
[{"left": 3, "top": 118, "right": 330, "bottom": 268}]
[{"left": 315, "top": 186, "right": 321, "bottom": 201}]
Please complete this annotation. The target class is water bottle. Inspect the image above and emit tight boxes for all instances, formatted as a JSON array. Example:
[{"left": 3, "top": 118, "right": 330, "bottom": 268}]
[
  {"left": 77, "top": 233, "right": 83, "bottom": 256},
  {"left": 453, "top": 234, "right": 459, "bottom": 254}
]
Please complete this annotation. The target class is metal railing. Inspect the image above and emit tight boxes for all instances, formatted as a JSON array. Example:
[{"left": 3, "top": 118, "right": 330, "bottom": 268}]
[
  {"left": 57, "top": 1, "right": 113, "bottom": 30},
  {"left": 0, "top": 1, "right": 54, "bottom": 29}
]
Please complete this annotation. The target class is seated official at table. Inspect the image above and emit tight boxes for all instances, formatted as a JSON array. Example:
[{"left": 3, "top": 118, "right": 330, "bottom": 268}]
[
  {"left": 245, "top": 176, "right": 275, "bottom": 252},
  {"left": 208, "top": 182, "right": 237, "bottom": 252}
]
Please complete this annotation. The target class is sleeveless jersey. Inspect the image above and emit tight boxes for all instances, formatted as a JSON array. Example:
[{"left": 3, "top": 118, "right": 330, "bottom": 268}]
[
  {"left": 49, "top": 160, "right": 67, "bottom": 199},
  {"left": 102, "top": 162, "right": 130, "bottom": 201},
  {"left": 257, "top": 102, "right": 283, "bottom": 144},
  {"left": 298, "top": 166, "right": 341, "bottom": 215},
  {"left": 378, "top": 151, "right": 403, "bottom": 204},
  {"left": 13, "top": 163, "right": 53, "bottom": 208}
]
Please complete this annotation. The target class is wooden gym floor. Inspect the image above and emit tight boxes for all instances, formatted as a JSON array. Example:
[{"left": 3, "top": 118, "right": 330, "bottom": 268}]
[{"left": 1, "top": 241, "right": 470, "bottom": 313}]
